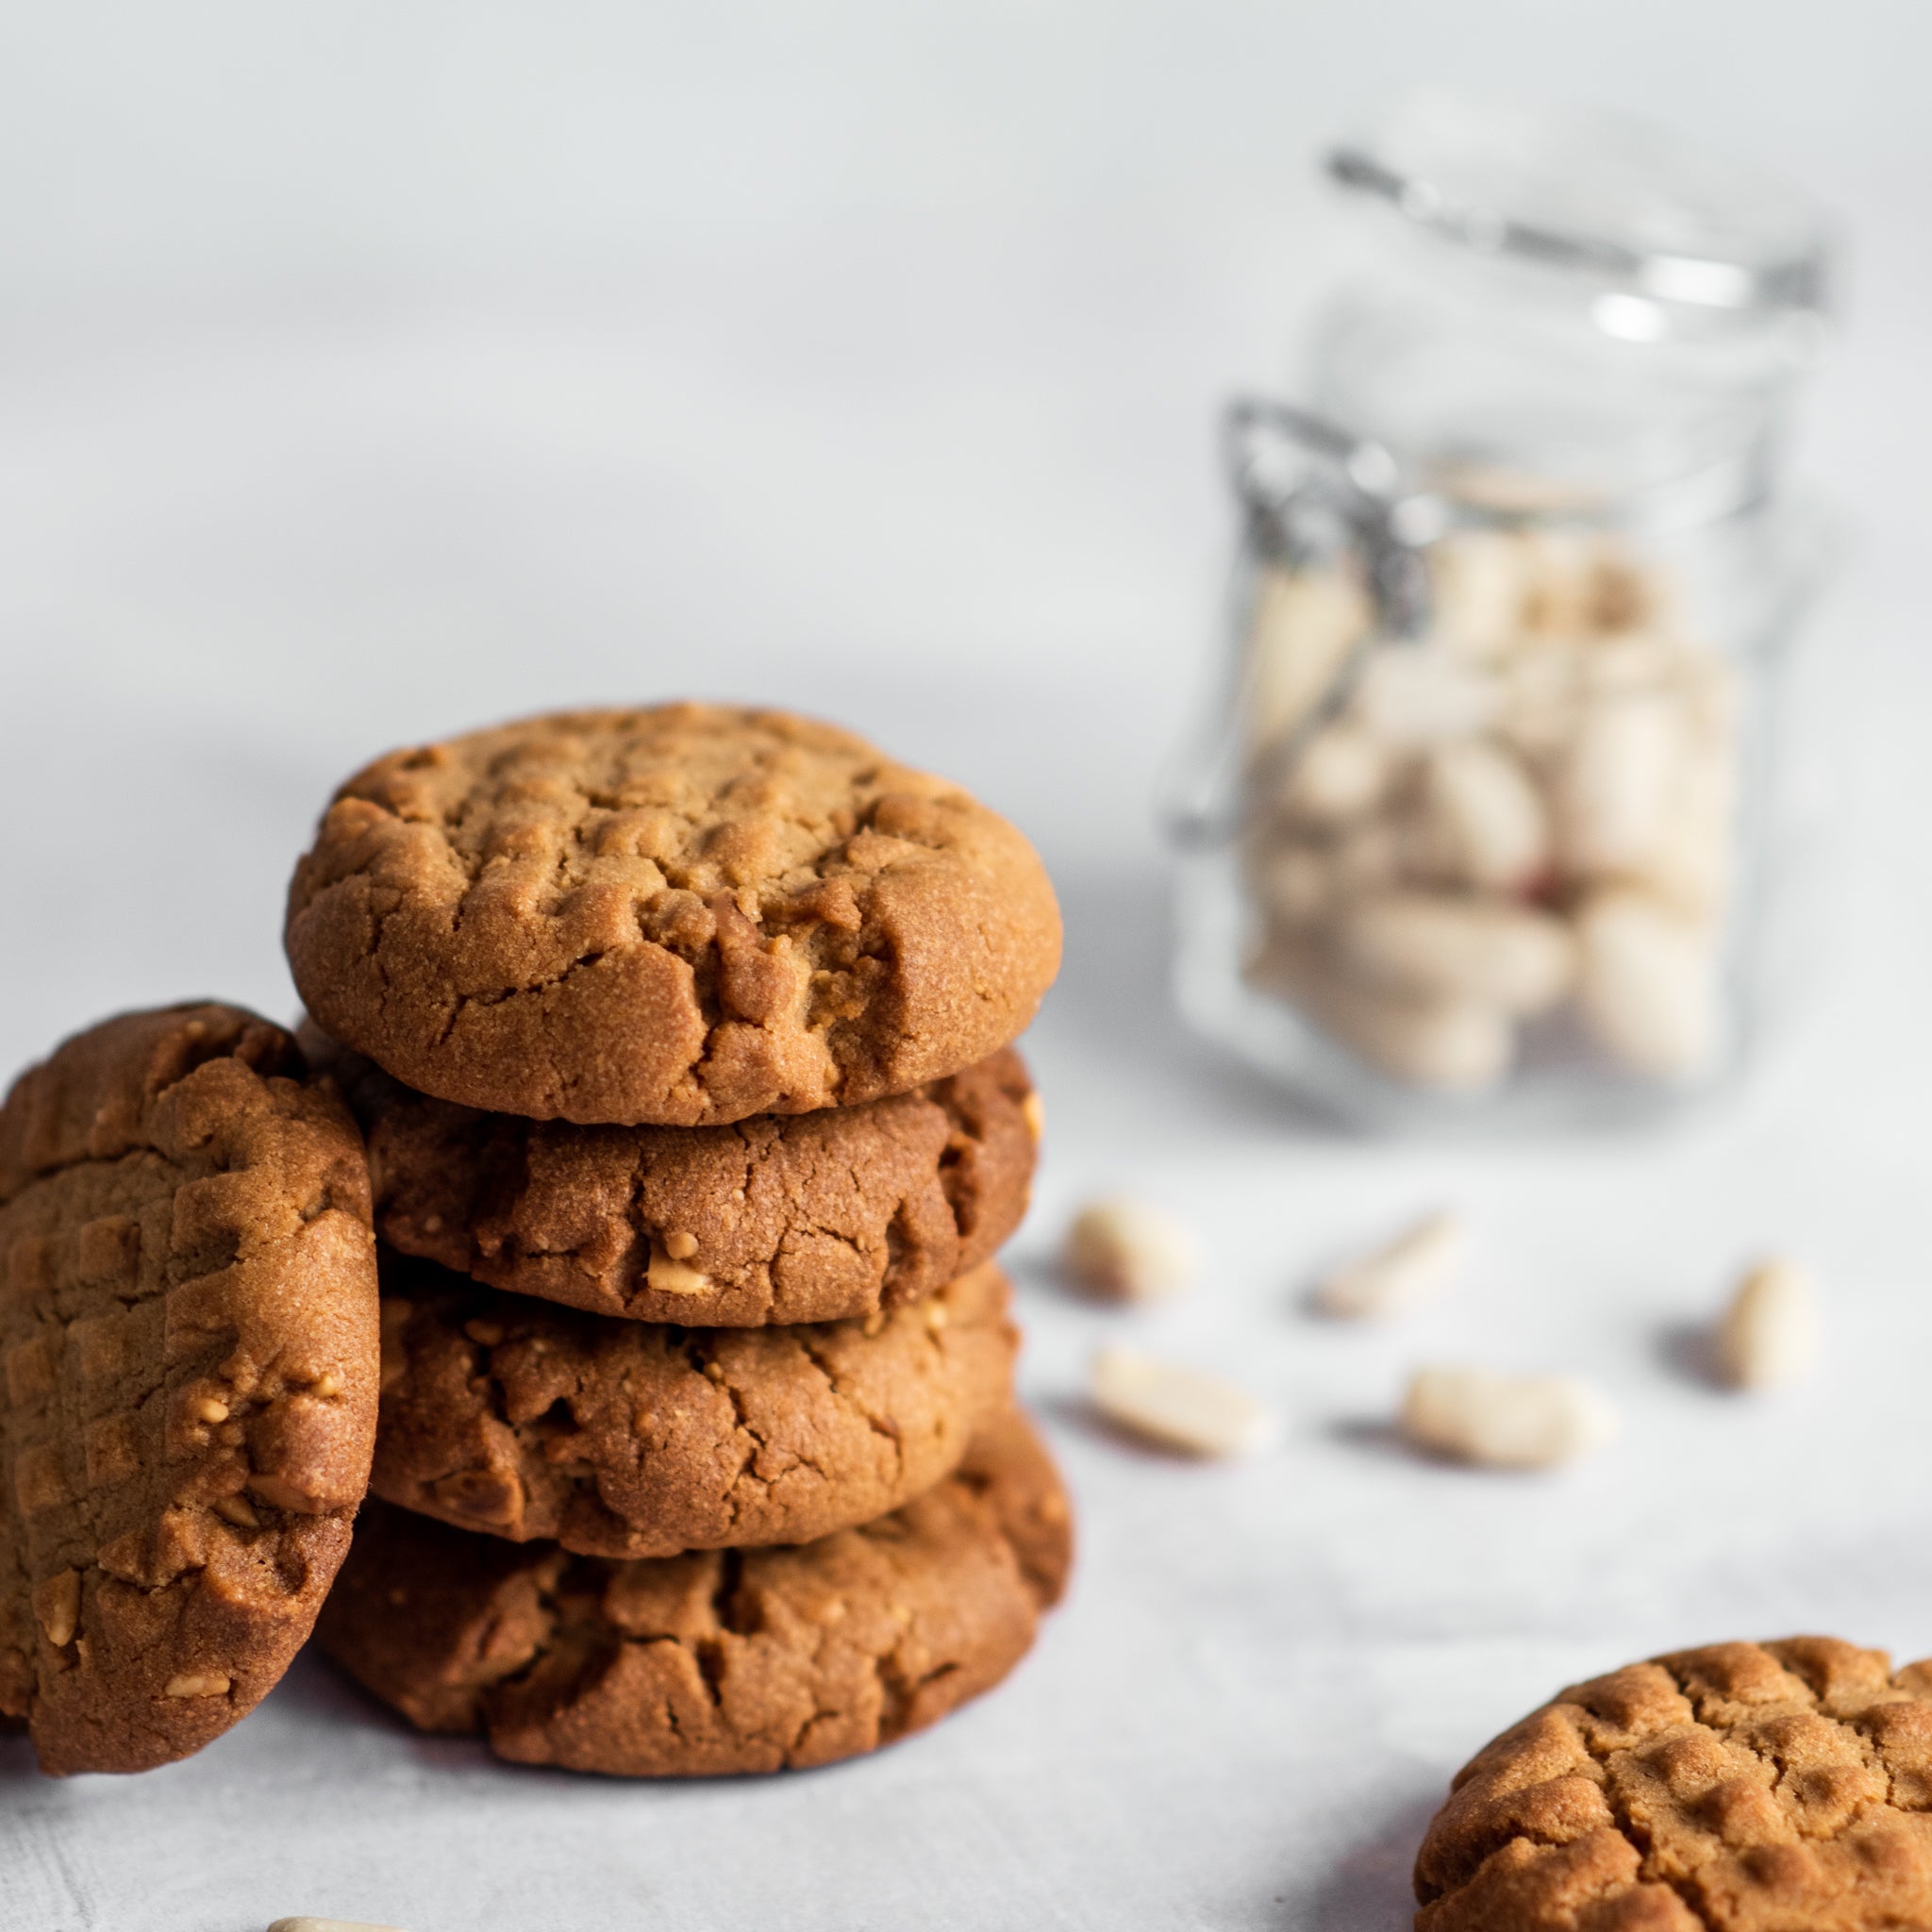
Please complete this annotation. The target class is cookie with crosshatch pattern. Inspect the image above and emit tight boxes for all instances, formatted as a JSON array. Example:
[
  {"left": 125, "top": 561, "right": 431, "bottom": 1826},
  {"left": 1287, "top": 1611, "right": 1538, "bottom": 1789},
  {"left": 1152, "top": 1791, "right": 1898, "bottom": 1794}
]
[
  {"left": 285, "top": 705, "right": 1063, "bottom": 1128},
  {"left": 306, "top": 1024, "right": 1040, "bottom": 1328},
  {"left": 372, "top": 1252, "right": 1018, "bottom": 1558},
  {"left": 0, "top": 1005, "right": 378, "bottom": 1774},
  {"left": 321, "top": 1407, "right": 1072, "bottom": 1777},
  {"left": 1414, "top": 1636, "right": 1932, "bottom": 1932}
]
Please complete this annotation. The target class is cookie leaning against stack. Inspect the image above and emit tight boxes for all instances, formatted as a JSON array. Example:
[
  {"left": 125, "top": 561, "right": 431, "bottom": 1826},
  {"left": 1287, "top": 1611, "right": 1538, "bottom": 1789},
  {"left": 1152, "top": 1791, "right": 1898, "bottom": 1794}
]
[
  {"left": 0, "top": 1005, "right": 380, "bottom": 1775},
  {"left": 291, "top": 703, "right": 1074, "bottom": 1775}
]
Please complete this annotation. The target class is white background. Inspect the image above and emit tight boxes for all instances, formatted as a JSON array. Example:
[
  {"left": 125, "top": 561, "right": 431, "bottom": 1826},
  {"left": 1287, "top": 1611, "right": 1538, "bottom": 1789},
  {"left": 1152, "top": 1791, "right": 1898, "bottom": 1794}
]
[{"left": 4, "top": 5, "right": 1931, "bottom": 1927}]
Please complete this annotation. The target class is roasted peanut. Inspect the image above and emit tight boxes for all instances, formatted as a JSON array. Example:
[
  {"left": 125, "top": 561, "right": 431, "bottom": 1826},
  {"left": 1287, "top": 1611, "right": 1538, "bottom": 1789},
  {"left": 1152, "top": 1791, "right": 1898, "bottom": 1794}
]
[
  {"left": 1574, "top": 886, "right": 1718, "bottom": 1079},
  {"left": 1331, "top": 891, "right": 1574, "bottom": 1014},
  {"left": 1317, "top": 1210, "right": 1466, "bottom": 1320},
  {"left": 1400, "top": 1364, "right": 1617, "bottom": 1470},
  {"left": 1411, "top": 741, "right": 1549, "bottom": 891},
  {"left": 1713, "top": 1257, "right": 1815, "bottom": 1390},
  {"left": 1089, "top": 1347, "right": 1276, "bottom": 1457},
  {"left": 1063, "top": 1199, "right": 1196, "bottom": 1303}
]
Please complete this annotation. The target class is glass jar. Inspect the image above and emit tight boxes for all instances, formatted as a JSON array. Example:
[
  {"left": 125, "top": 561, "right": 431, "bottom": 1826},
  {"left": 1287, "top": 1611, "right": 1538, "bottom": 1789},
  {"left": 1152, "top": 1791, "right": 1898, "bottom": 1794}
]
[{"left": 1167, "top": 93, "right": 1837, "bottom": 1129}]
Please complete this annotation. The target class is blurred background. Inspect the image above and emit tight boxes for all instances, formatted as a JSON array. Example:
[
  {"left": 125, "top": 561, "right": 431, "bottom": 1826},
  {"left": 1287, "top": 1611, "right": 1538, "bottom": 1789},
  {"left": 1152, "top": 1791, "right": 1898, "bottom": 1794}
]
[{"left": 4, "top": 0, "right": 1926, "bottom": 1106}]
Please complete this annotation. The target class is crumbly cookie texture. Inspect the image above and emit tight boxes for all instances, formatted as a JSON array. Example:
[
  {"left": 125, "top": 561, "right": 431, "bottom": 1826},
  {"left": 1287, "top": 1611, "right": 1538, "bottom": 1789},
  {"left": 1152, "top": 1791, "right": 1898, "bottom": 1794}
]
[
  {"left": 285, "top": 706, "right": 1062, "bottom": 1127},
  {"left": 1415, "top": 1636, "right": 1932, "bottom": 1932},
  {"left": 372, "top": 1253, "right": 1017, "bottom": 1558},
  {"left": 0, "top": 1005, "right": 378, "bottom": 1775},
  {"left": 321, "top": 1408, "right": 1072, "bottom": 1777},
  {"left": 308, "top": 1025, "right": 1037, "bottom": 1326}
]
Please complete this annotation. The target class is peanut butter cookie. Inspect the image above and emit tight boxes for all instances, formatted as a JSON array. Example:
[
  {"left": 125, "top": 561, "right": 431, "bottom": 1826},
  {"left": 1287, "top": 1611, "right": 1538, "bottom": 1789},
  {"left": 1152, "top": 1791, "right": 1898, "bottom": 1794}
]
[
  {"left": 1414, "top": 1636, "right": 1932, "bottom": 1932},
  {"left": 0, "top": 1006, "right": 378, "bottom": 1774},
  {"left": 286, "top": 706, "right": 1061, "bottom": 1126},
  {"left": 320, "top": 1408, "right": 1072, "bottom": 1776},
  {"left": 373, "top": 1253, "right": 1017, "bottom": 1557},
  {"left": 308, "top": 1026, "right": 1038, "bottom": 1325}
]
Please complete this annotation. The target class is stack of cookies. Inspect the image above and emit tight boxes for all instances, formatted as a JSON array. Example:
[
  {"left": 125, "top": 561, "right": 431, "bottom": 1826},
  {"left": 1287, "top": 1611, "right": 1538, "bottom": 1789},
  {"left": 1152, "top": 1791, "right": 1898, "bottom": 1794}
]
[
  {"left": 291, "top": 705, "right": 1072, "bottom": 1776},
  {"left": 0, "top": 703, "right": 1069, "bottom": 1781}
]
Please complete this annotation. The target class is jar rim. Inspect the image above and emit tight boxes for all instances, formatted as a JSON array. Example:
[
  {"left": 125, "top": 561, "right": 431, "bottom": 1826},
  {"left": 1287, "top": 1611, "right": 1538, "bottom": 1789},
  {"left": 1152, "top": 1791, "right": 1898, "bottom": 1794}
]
[{"left": 1327, "top": 92, "right": 1833, "bottom": 320}]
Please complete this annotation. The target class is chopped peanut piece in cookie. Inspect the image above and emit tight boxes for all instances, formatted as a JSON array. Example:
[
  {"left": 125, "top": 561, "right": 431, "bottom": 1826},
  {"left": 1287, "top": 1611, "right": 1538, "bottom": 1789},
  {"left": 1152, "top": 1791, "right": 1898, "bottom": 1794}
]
[
  {"left": 162, "top": 1672, "right": 232, "bottom": 1698},
  {"left": 1062, "top": 1199, "right": 1196, "bottom": 1303},
  {"left": 1089, "top": 1347, "right": 1276, "bottom": 1458},
  {"left": 645, "top": 1243, "right": 711, "bottom": 1296}
]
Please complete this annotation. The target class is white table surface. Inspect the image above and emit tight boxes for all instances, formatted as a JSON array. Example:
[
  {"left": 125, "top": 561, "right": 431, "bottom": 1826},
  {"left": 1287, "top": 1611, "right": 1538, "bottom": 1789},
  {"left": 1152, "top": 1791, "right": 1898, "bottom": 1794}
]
[{"left": 5, "top": 7, "right": 1932, "bottom": 1926}]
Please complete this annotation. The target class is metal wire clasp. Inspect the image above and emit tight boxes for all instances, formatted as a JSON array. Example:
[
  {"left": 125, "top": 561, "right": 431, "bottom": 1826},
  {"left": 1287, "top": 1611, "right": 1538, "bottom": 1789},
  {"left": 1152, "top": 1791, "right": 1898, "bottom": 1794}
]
[{"left": 1161, "top": 398, "right": 1437, "bottom": 850}]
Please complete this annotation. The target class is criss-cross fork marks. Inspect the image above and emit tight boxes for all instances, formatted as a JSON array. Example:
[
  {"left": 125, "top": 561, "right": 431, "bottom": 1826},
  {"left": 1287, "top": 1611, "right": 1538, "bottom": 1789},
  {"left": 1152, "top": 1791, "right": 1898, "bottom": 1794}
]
[{"left": 1417, "top": 1640, "right": 1932, "bottom": 1932}]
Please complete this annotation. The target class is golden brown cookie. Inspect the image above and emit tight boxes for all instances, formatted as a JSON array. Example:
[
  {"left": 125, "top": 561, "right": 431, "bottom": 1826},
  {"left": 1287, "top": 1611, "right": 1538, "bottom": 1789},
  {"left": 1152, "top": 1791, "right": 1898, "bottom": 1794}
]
[
  {"left": 285, "top": 705, "right": 1062, "bottom": 1127},
  {"left": 1414, "top": 1636, "right": 1932, "bottom": 1932},
  {"left": 372, "top": 1252, "right": 1018, "bottom": 1557},
  {"left": 320, "top": 1407, "right": 1072, "bottom": 1776},
  {"left": 0, "top": 1005, "right": 379, "bottom": 1775},
  {"left": 309, "top": 1024, "right": 1038, "bottom": 1325}
]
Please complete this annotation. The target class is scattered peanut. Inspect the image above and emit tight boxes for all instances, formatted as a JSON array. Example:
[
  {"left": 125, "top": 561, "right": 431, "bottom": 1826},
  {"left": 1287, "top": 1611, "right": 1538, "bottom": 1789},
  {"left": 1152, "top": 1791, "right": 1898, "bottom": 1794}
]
[
  {"left": 266, "top": 1919, "right": 412, "bottom": 1932},
  {"left": 662, "top": 1230, "right": 700, "bottom": 1260},
  {"left": 1317, "top": 1210, "right": 1467, "bottom": 1320},
  {"left": 1713, "top": 1257, "right": 1815, "bottom": 1390},
  {"left": 1062, "top": 1199, "right": 1196, "bottom": 1303},
  {"left": 1089, "top": 1347, "right": 1277, "bottom": 1458},
  {"left": 1399, "top": 1364, "right": 1617, "bottom": 1470}
]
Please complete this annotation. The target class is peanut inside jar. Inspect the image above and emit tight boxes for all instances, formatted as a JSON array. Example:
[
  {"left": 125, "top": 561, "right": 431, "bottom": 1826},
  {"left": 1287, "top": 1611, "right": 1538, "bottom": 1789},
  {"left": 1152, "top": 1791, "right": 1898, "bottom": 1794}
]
[{"left": 1240, "top": 527, "right": 1738, "bottom": 1091}]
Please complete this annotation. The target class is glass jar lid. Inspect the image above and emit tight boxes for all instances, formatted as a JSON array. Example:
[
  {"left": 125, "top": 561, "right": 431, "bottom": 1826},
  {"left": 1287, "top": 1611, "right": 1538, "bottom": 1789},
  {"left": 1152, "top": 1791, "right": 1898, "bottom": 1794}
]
[{"left": 1328, "top": 92, "right": 1832, "bottom": 321}]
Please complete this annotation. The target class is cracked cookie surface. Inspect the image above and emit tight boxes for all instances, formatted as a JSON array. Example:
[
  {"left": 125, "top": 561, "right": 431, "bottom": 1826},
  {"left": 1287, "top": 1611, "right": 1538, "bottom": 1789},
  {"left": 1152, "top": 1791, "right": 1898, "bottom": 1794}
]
[
  {"left": 1414, "top": 1636, "right": 1932, "bottom": 1932},
  {"left": 372, "top": 1251, "right": 1017, "bottom": 1557},
  {"left": 285, "top": 705, "right": 1062, "bottom": 1126},
  {"left": 0, "top": 1005, "right": 378, "bottom": 1774},
  {"left": 311, "top": 1025, "right": 1038, "bottom": 1325},
  {"left": 321, "top": 1407, "right": 1072, "bottom": 1776}
]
